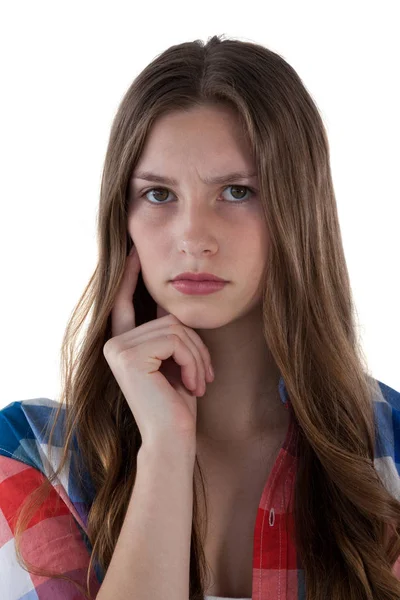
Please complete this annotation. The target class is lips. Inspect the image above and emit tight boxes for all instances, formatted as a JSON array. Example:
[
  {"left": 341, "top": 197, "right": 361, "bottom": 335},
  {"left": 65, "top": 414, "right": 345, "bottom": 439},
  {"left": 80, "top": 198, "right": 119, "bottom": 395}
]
[
  {"left": 171, "top": 279, "right": 227, "bottom": 295},
  {"left": 172, "top": 272, "right": 226, "bottom": 282}
]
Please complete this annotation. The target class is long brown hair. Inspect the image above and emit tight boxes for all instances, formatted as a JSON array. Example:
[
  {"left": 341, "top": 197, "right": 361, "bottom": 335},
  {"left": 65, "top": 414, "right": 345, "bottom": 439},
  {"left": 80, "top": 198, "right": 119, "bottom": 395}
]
[{"left": 13, "top": 34, "right": 400, "bottom": 599}]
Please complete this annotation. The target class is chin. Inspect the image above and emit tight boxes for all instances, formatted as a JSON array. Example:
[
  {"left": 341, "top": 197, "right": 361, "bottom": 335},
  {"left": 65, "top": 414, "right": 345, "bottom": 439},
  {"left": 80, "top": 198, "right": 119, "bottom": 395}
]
[{"left": 171, "top": 307, "right": 235, "bottom": 330}]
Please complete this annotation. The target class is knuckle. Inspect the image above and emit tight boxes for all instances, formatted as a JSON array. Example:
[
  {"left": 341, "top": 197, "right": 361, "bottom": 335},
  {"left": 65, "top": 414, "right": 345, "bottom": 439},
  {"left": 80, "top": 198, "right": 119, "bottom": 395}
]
[
  {"left": 166, "top": 332, "right": 179, "bottom": 342},
  {"left": 103, "top": 339, "right": 115, "bottom": 356},
  {"left": 200, "top": 343, "right": 211, "bottom": 363},
  {"left": 167, "top": 313, "right": 180, "bottom": 323},
  {"left": 118, "top": 346, "right": 137, "bottom": 366},
  {"left": 166, "top": 322, "right": 208, "bottom": 362}
]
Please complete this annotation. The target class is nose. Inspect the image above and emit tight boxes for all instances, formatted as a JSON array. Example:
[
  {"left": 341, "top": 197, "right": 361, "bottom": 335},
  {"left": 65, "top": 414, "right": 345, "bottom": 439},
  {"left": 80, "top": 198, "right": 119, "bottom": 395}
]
[
  {"left": 177, "top": 223, "right": 217, "bottom": 256},
  {"left": 176, "top": 201, "right": 219, "bottom": 257},
  {"left": 178, "top": 242, "right": 214, "bottom": 256}
]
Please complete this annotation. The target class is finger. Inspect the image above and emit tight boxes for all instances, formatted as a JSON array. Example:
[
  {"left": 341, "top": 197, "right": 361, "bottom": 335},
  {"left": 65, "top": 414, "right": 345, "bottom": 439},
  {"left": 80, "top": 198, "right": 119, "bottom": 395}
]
[
  {"left": 168, "top": 323, "right": 207, "bottom": 395},
  {"left": 111, "top": 247, "right": 140, "bottom": 337},
  {"left": 183, "top": 327, "right": 214, "bottom": 384},
  {"left": 121, "top": 324, "right": 206, "bottom": 395},
  {"left": 136, "top": 333, "right": 200, "bottom": 396},
  {"left": 122, "top": 334, "right": 202, "bottom": 439},
  {"left": 136, "top": 313, "right": 213, "bottom": 384},
  {"left": 120, "top": 314, "right": 214, "bottom": 391}
]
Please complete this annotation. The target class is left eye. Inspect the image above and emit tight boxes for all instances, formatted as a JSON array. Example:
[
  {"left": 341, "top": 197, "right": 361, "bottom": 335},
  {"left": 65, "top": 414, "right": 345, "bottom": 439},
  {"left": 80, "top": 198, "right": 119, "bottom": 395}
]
[{"left": 141, "top": 185, "right": 256, "bottom": 205}]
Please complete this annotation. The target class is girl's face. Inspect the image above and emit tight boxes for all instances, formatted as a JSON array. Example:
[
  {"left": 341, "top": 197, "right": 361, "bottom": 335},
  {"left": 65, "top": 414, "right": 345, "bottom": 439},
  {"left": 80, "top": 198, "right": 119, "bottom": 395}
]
[{"left": 127, "top": 104, "right": 269, "bottom": 330}]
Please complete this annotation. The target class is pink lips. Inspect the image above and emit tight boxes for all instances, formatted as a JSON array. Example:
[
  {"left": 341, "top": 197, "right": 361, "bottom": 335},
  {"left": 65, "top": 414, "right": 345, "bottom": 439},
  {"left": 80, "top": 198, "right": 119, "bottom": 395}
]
[
  {"left": 172, "top": 272, "right": 227, "bottom": 283},
  {"left": 171, "top": 280, "right": 227, "bottom": 295}
]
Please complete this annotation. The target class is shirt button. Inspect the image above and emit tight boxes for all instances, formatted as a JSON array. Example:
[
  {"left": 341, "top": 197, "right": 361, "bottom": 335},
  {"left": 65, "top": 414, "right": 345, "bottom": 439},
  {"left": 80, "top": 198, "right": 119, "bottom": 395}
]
[{"left": 269, "top": 507, "right": 275, "bottom": 526}]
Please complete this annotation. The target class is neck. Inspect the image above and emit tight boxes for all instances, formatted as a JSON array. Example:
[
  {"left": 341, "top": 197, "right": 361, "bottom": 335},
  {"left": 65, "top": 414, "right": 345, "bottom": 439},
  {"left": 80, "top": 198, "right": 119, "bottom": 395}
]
[{"left": 193, "top": 307, "right": 288, "bottom": 443}]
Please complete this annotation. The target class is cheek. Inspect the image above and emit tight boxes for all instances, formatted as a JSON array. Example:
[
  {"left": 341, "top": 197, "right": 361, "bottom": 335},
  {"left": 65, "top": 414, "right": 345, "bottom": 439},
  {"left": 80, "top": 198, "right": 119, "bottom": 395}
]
[
  {"left": 243, "top": 234, "right": 269, "bottom": 280},
  {"left": 128, "top": 217, "right": 165, "bottom": 254},
  {"left": 127, "top": 223, "right": 167, "bottom": 293},
  {"left": 240, "top": 221, "right": 269, "bottom": 254},
  {"left": 251, "top": 221, "right": 270, "bottom": 257}
]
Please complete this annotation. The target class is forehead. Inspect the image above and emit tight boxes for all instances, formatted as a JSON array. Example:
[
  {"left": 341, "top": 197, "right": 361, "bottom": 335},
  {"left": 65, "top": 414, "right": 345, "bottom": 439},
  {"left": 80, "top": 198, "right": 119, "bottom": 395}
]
[
  {"left": 132, "top": 106, "right": 256, "bottom": 183},
  {"left": 132, "top": 169, "right": 257, "bottom": 187}
]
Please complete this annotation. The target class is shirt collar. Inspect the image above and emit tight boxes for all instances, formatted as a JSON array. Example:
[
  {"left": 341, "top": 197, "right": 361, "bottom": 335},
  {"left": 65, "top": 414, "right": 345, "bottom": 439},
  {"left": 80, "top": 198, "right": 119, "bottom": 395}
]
[{"left": 279, "top": 375, "right": 289, "bottom": 405}]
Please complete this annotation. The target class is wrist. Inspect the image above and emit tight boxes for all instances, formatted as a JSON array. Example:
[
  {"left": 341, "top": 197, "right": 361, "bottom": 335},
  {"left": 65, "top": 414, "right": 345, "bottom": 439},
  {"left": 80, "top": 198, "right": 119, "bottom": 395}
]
[{"left": 139, "top": 434, "right": 196, "bottom": 464}]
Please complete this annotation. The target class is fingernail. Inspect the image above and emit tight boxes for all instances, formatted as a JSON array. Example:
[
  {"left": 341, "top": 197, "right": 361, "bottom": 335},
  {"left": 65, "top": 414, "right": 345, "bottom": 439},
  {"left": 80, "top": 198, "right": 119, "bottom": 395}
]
[{"left": 208, "top": 365, "right": 214, "bottom": 379}]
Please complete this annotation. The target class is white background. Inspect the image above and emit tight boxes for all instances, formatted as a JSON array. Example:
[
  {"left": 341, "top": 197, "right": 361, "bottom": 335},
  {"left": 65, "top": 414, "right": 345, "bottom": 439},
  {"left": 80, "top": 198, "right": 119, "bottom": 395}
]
[{"left": 0, "top": 1, "right": 399, "bottom": 408}]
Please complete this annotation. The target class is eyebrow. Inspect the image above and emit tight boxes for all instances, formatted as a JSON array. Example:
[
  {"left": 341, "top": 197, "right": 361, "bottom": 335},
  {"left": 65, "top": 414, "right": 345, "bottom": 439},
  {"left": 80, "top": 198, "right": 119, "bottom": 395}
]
[{"left": 132, "top": 170, "right": 258, "bottom": 186}]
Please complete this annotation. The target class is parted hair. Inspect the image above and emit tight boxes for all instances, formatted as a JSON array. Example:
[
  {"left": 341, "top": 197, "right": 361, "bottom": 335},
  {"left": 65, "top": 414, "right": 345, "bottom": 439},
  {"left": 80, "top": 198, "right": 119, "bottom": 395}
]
[{"left": 13, "top": 34, "right": 400, "bottom": 599}]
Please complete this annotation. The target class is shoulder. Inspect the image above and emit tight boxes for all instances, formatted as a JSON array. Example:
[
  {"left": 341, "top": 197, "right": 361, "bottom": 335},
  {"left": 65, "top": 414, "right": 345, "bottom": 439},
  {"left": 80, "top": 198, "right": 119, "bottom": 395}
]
[
  {"left": 0, "top": 399, "right": 102, "bottom": 595},
  {"left": 375, "top": 379, "right": 400, "bottom": 408},
  {"left": 0, "top": 397, "right": 64, "bottom": 474},
  {"left": 0, "top": 398, "right": 95, "bottom": 506},
  {"left": 372, "top": 378, "right": 400, "bottom": 500},
  {"left": 373, "top": 379, "right": 400, "bottom": 444}
]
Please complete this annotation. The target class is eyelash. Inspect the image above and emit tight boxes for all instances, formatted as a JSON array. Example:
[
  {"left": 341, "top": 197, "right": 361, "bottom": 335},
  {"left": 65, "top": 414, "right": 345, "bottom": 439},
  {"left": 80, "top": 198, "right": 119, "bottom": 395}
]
[{"left": 140, "top": 184, "right": 256, "bottom": 206}]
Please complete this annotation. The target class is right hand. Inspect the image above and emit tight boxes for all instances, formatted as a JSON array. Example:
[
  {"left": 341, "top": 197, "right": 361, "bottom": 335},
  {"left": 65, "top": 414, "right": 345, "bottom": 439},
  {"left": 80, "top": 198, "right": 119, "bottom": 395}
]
[{"left": 103, "top": 245, "right": 215, "bottom": 447}]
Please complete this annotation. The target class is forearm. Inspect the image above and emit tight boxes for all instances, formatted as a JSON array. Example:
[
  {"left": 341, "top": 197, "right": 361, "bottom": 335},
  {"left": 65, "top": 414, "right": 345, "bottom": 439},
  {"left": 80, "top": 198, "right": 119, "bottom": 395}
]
[{"left": 96, "top": 440, "right": 196, "bottom": 600}]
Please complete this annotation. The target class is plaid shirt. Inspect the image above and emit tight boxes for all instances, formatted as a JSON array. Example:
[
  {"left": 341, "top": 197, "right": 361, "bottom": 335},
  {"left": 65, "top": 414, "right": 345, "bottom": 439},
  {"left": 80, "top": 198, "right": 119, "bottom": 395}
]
[{"left": 1, "top": 376, "right": 400, "bottom": 599}]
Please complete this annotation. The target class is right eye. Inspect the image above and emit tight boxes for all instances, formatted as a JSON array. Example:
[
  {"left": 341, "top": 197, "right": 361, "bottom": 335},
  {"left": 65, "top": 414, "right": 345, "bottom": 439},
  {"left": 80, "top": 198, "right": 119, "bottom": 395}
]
[{"left": 141, "top": 187, "right": 172, "bottom": 204}]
